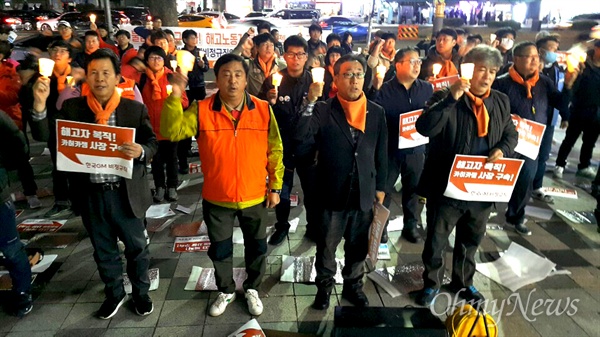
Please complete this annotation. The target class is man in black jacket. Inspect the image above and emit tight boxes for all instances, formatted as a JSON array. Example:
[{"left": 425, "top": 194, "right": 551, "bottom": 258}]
[
  {"left": 493, "top": 41, "right": 576, "bottom": 235},
  {"left": 369, "top": 47, "right": 433, "bottom": 244},
  {"left": 554, "top": 40, "right": 600, "bottom": 180},
  {"left": 295, "top": 54, "right": 388, "bottom": 310},
  {"left": 30, "top": 49, "right": 158, "bottom": 320},
  {"left": 0, "top": 110, "right": 33, "bottom": 317},
  {"left": 259, "top": 36, "right": 319, "bottom": 245},
  {"left": 415, "top": 45, "right": 518, "bottom": 307},
  {"left": 419, "top": 28, "right": 462, "bottom": 80}
]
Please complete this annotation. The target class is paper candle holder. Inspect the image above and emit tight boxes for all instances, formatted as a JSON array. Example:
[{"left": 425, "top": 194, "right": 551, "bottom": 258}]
[
  {"left": 90, "top": 14, "right": 96, "bottom": 23},
  {"left": 460, "top": 63, "right": 475, "bottom": 80},
  {"left": 170, "top": 60, "right": 178, "bottom": 70},
  {"left": 177, "top": 50, "right": 196, "bottom": 72},
  {"left": 38, "top": 58, "right": 55, "bottom": 77},
  {"left": 376, "top": 65, "right": 386, "bottom": 78},
  {"left": 311, "top": 67, "right": 325, "bottom": 83},
  {"left": 272, "top": 72, "right": 282, "bottom": 87}
]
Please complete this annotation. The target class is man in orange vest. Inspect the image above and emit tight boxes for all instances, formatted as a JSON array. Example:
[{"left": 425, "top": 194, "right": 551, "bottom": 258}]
[{"left": 161, "top": 53, "right": 284, "bottom": 318}]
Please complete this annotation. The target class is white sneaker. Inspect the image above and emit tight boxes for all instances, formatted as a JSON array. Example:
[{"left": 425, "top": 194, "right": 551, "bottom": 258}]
[
  {"left": 553, "top": 166, "right": 564, "bottom": 179},
  {"left": 576, "top": 167, "right": 597, "bottom": 179},
  {"left": 245, "top": 289, "right": 263, "bottom": 316},
  {"left": 209, "top": 292, "right": 236, "bottom": 317}
]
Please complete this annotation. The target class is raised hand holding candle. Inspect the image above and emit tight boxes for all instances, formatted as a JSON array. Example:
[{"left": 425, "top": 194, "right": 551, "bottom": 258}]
[
  {"left": 376, "top": 65, "right": 386, "bottom": 78},
  {"left": 90, "top": 14, "right": 96, "bottom": 23},
  {"left": 38, "top": 58, "right": 55, "bottom": 77},
  {"left": 460, "top": 63, "right": 475, "bottom": 80},
  {"left": 311, "top": 67, "right": 325, "bottom": 83},
  {"left": 432, "top": 63, "right": 442, "bottom": 77},
  {"left": 272, "top": 72, "right": 282, "bottom": 87}
]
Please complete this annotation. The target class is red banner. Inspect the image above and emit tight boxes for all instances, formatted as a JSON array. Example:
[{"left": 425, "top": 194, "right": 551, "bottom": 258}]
[
  {"left": 56, "top": 120, "right": 136, "bottom": 179},
  {"left": 511, "top": 115, "right": 546, "bottom": 160},
  {"left": 398, "top": 109, "right": 428, "bottom": 149},
  {"left": 444, "top": 155, "right": 524, "bottom": 202},
  {"left": 429, "top": 75, "right": 460, "bottom": 91}
]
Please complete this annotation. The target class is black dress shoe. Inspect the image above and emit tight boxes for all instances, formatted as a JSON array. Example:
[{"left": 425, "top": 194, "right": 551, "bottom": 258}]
[
  {"left": 312, "top": 289, "right": 331, "bottom": 310},
  {"left": 268, "top": 227, "right": 289, "bottom": 245},
  {"left": 341, "top": 287, "right": 369, "bottom": 307},
  {"left": 380, "top": 228, "right": 389, "bottom": 243},
  {"left": 401, "top": 227, "right": 421, "bottom": 243}
]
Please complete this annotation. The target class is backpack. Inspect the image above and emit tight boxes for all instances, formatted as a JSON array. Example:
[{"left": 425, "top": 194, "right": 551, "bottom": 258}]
[{"left": 445, "top": 304, "right": 498, "bottom": 337}]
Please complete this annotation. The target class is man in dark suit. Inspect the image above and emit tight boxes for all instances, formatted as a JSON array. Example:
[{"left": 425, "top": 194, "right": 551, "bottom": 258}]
[
  {"left": 295, "top": 54, "right": 388, "bottom": 310},
  {"left": 30, "top": 49, "right": 158, "bottom": 320}
]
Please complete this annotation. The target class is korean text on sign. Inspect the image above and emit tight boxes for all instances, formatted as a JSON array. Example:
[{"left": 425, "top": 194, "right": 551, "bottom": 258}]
[
  {"left": 429, "top": 75, "right": 460, "bottom": 92},
  {"left": 398, "top": 109, "right": 428, "bottom": 149},
  {"left": 56, "top": 120, "right": 136, "bottom": 179},
  {"left": 444, "top": 155, "right": 524, "bottom": 202},
  {"left": 511, "top": 114, "right": 546, "bottom": 160}
]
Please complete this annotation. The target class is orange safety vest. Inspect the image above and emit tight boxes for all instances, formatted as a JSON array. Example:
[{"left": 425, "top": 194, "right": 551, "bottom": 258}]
[{"left": 197, "top": 93, "right": 271, "bottom": 204}]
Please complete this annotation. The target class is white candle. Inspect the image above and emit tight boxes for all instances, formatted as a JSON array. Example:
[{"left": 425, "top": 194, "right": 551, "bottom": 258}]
[
  {"left": 272, "top": 72, "right": 282, "bottom": 87},
  {"left": 199, "top": 51, "right": 205, "bottom": 58},
  {"left": 170, "top": 60, "right": 177, "bottom": 70},
  {"left": 460, "top": 63, "right": 475, "bottom": 80},
  {"left": 38, "top": 58, "right": 55, "bottom": 77},
  {"left": 66, "top": 75, "right": 73, "bottom": 87},
  {"left": 376, "top": 65, "right": 386, "bottom": 78},
  {"left": 490, "top": 33, "right": 496, "bottom": 42},
  {"left": 166, "top": 85, "right": 173, "bottom": 95},
  {"left": 357, "top": 47, "right": 362, "bottom": 54},
  {"left": 177, "top": 50, "right": 196, "bottom": 72},
  {"left": 90, "top": 14, "right": 96, "bottom": 23},
  {"left": 311, "top": 67, "right": 325, "bottom": 83},
  {"left": 432, "top": 63, "right": 442, "bottom": 77}
]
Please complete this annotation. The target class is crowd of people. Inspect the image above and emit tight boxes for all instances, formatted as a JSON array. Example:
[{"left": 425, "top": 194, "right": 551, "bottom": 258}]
[{"left": 0, "top": 20, "right": 598, "bottom": 325}]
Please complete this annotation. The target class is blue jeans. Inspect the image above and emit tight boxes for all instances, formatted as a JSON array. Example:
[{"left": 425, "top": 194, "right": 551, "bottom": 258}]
[
  {"left": 533, "top": 124, "right": 555, "bottom": 190},
  {"left": 0, "top": 201, "right": 31, "bottom": 294}
]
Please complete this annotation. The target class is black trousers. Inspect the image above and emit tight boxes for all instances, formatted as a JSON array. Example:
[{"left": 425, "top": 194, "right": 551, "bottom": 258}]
[
  {"left": 314, "top": 207, "right": 373, "bottom": 291},
  {"left": 422, "top": 198, "right": 492, "bottom": 289},
  {"left": 151, "top": 140, "right": 179, "bottom": 188},
  {"left": 556, "top": 115, "right": 600, "bottom": 169},
  {"left": 506, "top": 154, "right": 537, "bottom": 226},
  {"left": 382, "top": 151, "right": 425, "bottom": 230},
  {"left": 49, "top": 145, "right": 70, "bottom": 205},
  {"left": 203, "top": 200, "right": 267, "bottom": 293},
  {"left": 296, "top": 164, "right": 319, "bottom": 235},
  {"left": 80, "top": 184, "right": 150, "bottom": 300}
]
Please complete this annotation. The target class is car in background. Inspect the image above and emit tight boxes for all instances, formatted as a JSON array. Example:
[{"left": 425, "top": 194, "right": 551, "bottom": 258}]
[
  {"left": 0, "top": 11, "right": 23, "bottom": 31},
  {"left": 230, "top": 17, "right": 285, "bottom": 30},
  {"left": 269, "top": 8, "right": 319, "bottom": 20},
  {"left": 318, "top": 16, "right": 360, "bottom": 29},
  {"left": 572, "top": 13, "right": 600, "bottom": 25},
  {"left": 114, "top": 6, "right": 151, "bottom": 26},
  {"left": 7, "top": 9, "right": 41, "bottom": 30},
  {"left": 198, "top": 11, "right": 240, "bottom": 21},
  {"left": 332, "top": 24, "right": 373, "bottom": 43},
  {"left": 178, "top": 14, "right": 221, "bottom": 28},
  {"left": 245, "top": 12, "right": 267, "bottom": 18},
  {"left": 36, "top": 10, "right": 129, "bottom": 33}
]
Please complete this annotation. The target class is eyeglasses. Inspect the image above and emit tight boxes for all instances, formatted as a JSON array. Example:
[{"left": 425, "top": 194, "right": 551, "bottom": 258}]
[
  {"left": 399, "top": 59, "right": 422, "bottom": 66},
  {"left": 284, "top": 52, "right": 307, "bottom": 59},
  {"left": 148, "top": 56, "right": 164, "bottom": 61},
  {"left": 341, "top": 72, "right": 366, "bottom": 79}
]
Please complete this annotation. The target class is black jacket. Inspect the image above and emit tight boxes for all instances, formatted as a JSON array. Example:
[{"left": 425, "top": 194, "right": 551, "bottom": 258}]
[
  {"left": 183, "top": 46, "right": 210, "bottom": 88},
  {"left": 492, "top": 71, "right": 570, "bottom": 125},
  {"left": 568, "top": 55, "right": 600, "bottom": 122},
  {"left": 259, "top": 68, "right": 313, "bottom": 167},
  {"left": 30, "top": 97, "right": 158, "bottom": 218},
  {"left": 416, "top": 88, "right": 518, "bottom": 199},
  {"left": 369, "top": 77, "right": 434, "bottom": 155},
  {"left": 294, "top": 97, "right": 388, "bottom": 212},
  {"left": 419, "top": 46, "right": 462, "bottom": 80},
  {"left": 0, "top": 110, "right": 28, "bottom": 201}
]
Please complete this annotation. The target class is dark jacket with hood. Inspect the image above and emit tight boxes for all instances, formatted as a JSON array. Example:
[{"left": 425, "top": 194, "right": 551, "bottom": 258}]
[
  {"left": 568, "top": 51, "right": 600, "bottom": 122},
  {"left": 419, "top": 46, "right": 462, "bottom": 80}
]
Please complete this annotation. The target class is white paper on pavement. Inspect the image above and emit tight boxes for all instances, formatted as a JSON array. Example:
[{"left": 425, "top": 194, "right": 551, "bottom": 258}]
[
  {"left": 476, "top": 242, "right": 556, "bottom": 292},
  {"left": 289, "top": 217, "right": 300, "bottom": 233},
  {"left": 525, "top": 205, "right": 554, "bottom": 220},
  {"left": 146, "top": 204, "right": 172, "bottom": 218},
  {"left": 124, "top": 268, "right": 159, "bottom": 294},
  {"left": 387, "top": 216, "right": 404, "bottom": 232},
  {"left": 378, "top": 243, "right": 391, "bottom": 260},
  {"left": 280, "top": 255, "right": 344, "bottom": 284},
  {"left": 227, "top": 319, "right": 266, "bottom": 337},
  {"left": 185, "top": 266, "right": 247, "bottom": 291},
  {"left": 0, "top": 254, "right": 57, "bottom": 275}
]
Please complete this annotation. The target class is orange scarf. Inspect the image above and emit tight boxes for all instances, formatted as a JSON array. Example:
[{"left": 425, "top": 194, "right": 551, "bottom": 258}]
[
  {"left": 337, "top": 92, "right": 367, "bottom": 133},
  {"left": 508, "top": 65, "right": 539, "bottom": 99},
  {"left": 327, "top": 65, "right": 338, "bottom": 98},
  {"left": 464, "top": 89, "right": 491, "bottom": 137},
  {"left": 86, "top": 90, "right": 121, "bottom": 125},
  {"left": 145, "top": 67, "right": 164, "bottom": 100},
  {"left": 53, "top": 64, "right": 71, "bottom": 94},
  {"left": 381, "top": 48, "right": 395, "bottom": 61},
  {"left": 438, "top": 59, "right": 458, "bottom": 78},
  {"left": 258, "top": 54, "right": 275, "bottom": 78},
  {"left": 81, "top": 77, "right": 137, "bottom": 101}
]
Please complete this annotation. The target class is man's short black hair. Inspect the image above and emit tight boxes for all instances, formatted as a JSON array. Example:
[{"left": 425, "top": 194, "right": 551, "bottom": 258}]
[
  {"left": 257, "top": 22, "right": 270, "bottom": 33},
  {"left": 253, "top": 32, "right": 275, "bottom": 47},
  {"left": 144, "top": 45, "right": 167, "bottom": 64},
  {"left": 437, "top": 28, "right": 457, "bottom": 40},
  {"left": 536, "top": 35, "right": 560, "bottom": 49},
  {"left": 495, "top": 27, "right": 517, "bottom": 39},
  {"left": 333, "top": 53, "right": 366, "bottom": 76},
  {"left": 284, "top": 35, "right": 307, "bottom": 53},
  {"left": 512, "top": 41, "right": 536, "bottom": 57},
  {"left": 326, "top": 33, "right": 342, "bottom": 45},
  {"left": 84, "top": 30, "right": 100, "bottom": 40},
  {"left": 309, "top": 23, "right": 322, "bottom": 34},
  {"left": 467, "top": 34, "right": 483, "bottom": 44},
  {"left": 393, "top": 47, "right": 419, "bottom": 63},
  {"left": 115, "top": 30, "right": 130, "bottom": 39},
  {"left": 87, "top": 48, "right": 121, "bottom": 75},
  {"left": 48, "top": 40, "right": 72, "bottom": 58},
  {"left": 150, "top": 30, "right": 168, "bottom": 43},
  {"left": 153, "top": 16, "right": 162, "bottom": 22},
  {"left": 163, "top": 29, "right": 175, "bottom": 38},
  {"left": 182, "top": 29, "right": 197, "bottom": 40},
  {"left": 270, "top": 29, "right": 279, "bottom": 36},
  {"left": 381, "top": 32, "right": 397, "bottom": 41},
  {"left": 454, "top": 28, "right": 467, "bottom": 36},
  {"left": 214, "top": 53, "right": 248, "bottom": 78},
  {"left": 0, "top": 40, "right": 11, "bottom": 59}
]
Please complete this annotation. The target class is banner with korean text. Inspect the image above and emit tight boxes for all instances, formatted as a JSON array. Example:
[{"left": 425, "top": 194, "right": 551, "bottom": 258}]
[
  {"left": 398, "top": 109, "right": 428, "bottom": 149},
  {"left": 511, "top": 114, "right": 546, "bottom": 160},
  {"left": 56, "top": 120, "right": 136, "bottom": 179},
  {"left": 429, "top": 75, "right": 460, "bottom": 91},
  {"left": 444, "top": 155, "right": 524, "bottom": 202}
]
